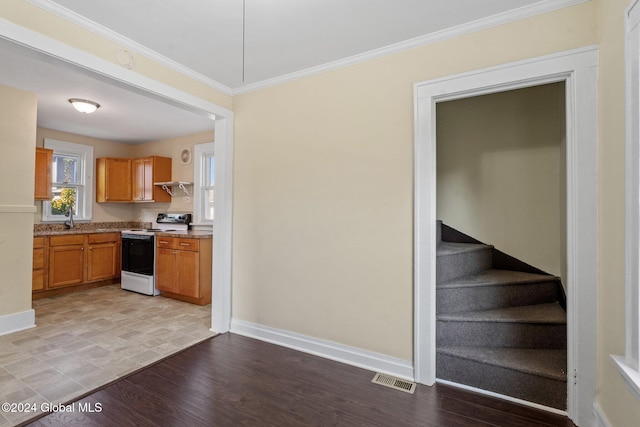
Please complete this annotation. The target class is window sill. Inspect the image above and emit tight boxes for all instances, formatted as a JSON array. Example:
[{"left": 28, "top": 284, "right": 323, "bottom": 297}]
[{"left": 611, "top": 355, "right": 640, "bottom": 401}]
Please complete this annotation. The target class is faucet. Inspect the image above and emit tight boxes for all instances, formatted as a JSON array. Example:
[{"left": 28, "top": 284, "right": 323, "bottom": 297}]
[{"left": 64, "top": 204, "right": 75, "bottom": 229}]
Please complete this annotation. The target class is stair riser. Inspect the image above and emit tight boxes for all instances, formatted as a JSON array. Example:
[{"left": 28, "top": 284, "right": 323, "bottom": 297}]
[
  {"left": 436, "top": 353, "right": 567, "bottom": 410},
  {"left": 437, "top": 282, "right": 558, "bottom": 313},
  {"left": 437, "top": 321, "right": 567, "bottom": 349},
  {"left": 437, "top": 248, "right": 493, "bottom": 285}
]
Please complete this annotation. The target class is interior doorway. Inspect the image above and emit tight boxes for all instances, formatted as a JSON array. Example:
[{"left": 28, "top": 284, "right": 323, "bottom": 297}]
[
  {"left": 413, "top": 47, "right": 598, "bottom": 427},
  {"left": 434, "top": 82, "right": 568, "bottom": 410}
]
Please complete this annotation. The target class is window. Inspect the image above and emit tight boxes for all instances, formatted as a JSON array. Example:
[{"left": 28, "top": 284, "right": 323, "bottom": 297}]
[
  {"left": 42, "top": 139, "right": 93, "bottom": 222},
  {"left": 193, "top": 142, "right": 214, "bottom": 225},
  {"left": 614, "top": 0, "right": 640, "bottom": 401}
]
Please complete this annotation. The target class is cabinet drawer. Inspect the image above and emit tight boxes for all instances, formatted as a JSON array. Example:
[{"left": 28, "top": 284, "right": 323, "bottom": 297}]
[
  {"left": 49, "top": 234, "right": 85, "bottom": 247},
  {"left": 33, "top": 248, "right": 45, "bottom": 269},
  {"left": 156, "top": 237, "right": 176, "bottom": 249},
  {"left": 176, "top": 238, "right": 199, "bottom": 251},
  {"left": 33, "top": 237, "right": 45, "bottom": 249},
  {"left": 88, "top": 233, "right": 119, "bottom": 244}
]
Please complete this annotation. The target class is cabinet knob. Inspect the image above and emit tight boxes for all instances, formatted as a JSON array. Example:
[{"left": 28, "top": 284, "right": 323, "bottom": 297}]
[{"left": 81, "top": 247, "right": 84, "bottom": 251}]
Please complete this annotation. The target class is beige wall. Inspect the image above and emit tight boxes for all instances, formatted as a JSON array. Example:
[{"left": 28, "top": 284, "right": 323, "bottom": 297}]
[
  {"left": 596, "top": 0, "right": 640, "bottom": 426},
  {"left": 0, "top": 85, "right": 37, "bottom": 317},
  {"left": 436, "top": 83, "right": 566, "bottom": 280},
  {"left": 232, "top": 3, "right": 596, "bottom": 359}
]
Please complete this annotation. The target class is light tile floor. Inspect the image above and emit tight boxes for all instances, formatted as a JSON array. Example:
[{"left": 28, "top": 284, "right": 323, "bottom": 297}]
[{"left": 0, "top": 285, "right": 215, "bottom": 426}]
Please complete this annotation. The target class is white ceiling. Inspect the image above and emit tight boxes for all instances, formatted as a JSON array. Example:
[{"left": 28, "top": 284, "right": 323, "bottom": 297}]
[{"left": 1, "top": 0, "right": 546, "bottom": 143}]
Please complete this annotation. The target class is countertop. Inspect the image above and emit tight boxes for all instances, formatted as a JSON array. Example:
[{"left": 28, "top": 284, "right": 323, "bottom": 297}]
[{"left": 34, "top": 222, "right": 212, "bottom": 238}]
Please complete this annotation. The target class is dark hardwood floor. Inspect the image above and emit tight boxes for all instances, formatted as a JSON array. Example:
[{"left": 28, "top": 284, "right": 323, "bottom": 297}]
[{"left": 25, "top": 333, "right": 576, "bottom": 426}]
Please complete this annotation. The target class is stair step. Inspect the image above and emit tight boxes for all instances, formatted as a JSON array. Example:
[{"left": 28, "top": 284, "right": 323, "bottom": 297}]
[
  {"left": 437, "top": 242, "right": 494, "bottom": 284},
  {"left": 437, "top": 303, "right": 566, "bottom": 348},
  {"left": 438, "top": 302, "right": 566, "bottom": 324},
  {"left": 437, "top": 347, "right": 567, "bottom": 409},
  {"left": 437, "top": 269, "right": 560, "bottom": 313}
]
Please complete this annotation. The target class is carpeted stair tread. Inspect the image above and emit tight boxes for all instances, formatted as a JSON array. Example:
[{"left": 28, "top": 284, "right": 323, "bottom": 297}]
[
  {"left": 437, "top": 241, "right": 493, "bottom": 256},
  {"left": 438, "top": 268, "right": 558, "bottom": 289},
  {"left": 437, "top": 303, "right": 566, "bottom": 324},
  {"left": 437, "top": 346, "right": 567, "bottom": 382}
]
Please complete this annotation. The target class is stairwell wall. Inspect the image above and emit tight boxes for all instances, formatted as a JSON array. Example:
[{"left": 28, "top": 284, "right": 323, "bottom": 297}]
[{"left": 435, "top": 83, "right": 567, "bottom": 281}]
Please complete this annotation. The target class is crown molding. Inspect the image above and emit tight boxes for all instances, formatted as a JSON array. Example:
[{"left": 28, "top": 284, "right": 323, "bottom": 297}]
[
  {"left": 233, "top": 0, "right": 590, "bottom": 95},
  {"left": 27, "top": 0, "right": 588, "bottom": 96},
  {"left": 26, "top": 0, "right": 233, "bottom": 96}
]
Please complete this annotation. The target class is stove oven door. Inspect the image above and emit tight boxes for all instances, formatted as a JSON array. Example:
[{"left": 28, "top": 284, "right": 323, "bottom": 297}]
[{"left": 121, "top": 234, "right": 154, "bottom": 276}]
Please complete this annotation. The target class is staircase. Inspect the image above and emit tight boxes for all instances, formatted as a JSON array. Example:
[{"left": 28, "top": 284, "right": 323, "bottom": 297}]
[{"left": 436, "top": 222, "right": 567, "bottom": 410}]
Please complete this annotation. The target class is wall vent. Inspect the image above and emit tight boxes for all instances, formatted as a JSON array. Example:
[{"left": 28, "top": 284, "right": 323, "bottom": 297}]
[{"left": 371, "top": 373, "right": 416, "bottom": 394}]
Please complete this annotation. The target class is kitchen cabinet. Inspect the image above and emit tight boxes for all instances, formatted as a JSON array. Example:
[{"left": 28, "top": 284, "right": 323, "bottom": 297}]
[
  {"left": 155, "top": 236, "right": 212, "bottom": 305},
  {"left": 32, "top": 237, "right": 46, "bottom": 291},
  {"left": 34, "top": 147, "right": 53, "bottom": 200},
  {"left": 132, "top": 156, "right": 172, "bottom": 202},
  {"left": 87, "top": 233, "right": 120, "bottom": 282},
  {"left": 96, "top": 157, "right": 133, "bottom": 202},
  {"left": 45, "top": 233, "right": 120, "bottom": 291}
]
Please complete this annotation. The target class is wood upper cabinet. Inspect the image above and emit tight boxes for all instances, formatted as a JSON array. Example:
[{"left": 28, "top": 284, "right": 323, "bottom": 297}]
[
  {"left": 34, "top": 147, "right": 53, "bottom": 200},
  {"left": 96, "top": 158, "right": 133, "bottom": 202},
  {"left": 47, "top": 233, "right": 120, "bottom": 289},
  {"left": 155, "top": 236, "right": 212, "bottom": 305},
  {"left": 132, "top": 156, "right": 172, "bottom": 202}
]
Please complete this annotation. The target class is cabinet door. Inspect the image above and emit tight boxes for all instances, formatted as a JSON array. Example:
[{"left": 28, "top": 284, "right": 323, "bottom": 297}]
[
  {"left": 87, "top": 242, "right": 118, "bottom": 282},
  {"left": 176, "top": 250, "right": 199, "bottom": 298},
  {"left": 132, "top": 157, "right": 153, "bottom": 201},
  {"left": 156, "top": 248, "right": 177, "bottom": 293},
  {"left": 49, "top": 245, "right": 85, "bottom": 288},
  {"left": 34, "top": 148, "right": 53, "bottom": 200},
  {"left": 97, "top": 158, "right": 132, "bottom": 202}
]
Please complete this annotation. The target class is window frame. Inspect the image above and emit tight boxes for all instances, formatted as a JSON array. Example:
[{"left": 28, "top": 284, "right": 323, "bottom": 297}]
[
  {"left": 42, "top": 138, "right": 93, "bottom": 222},
  {"left": 614, "top": 0, "right": 640, "bottom": 401},
  {"left": 193, "top": 142, "right": 214, "bottom": 225}
]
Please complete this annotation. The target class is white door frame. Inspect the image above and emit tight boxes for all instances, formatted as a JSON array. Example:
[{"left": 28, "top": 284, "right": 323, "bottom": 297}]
[
  {"left": 0, "top": 18, "right": 233, "bottom": 333},
  {"left": 413, "top": 46, "right": 598, "bottom": 426}
]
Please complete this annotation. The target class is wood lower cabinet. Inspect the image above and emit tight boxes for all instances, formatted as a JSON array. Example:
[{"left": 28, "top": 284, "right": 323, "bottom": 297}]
[
  {"left": 96, "top": 158, "right": 133, "bottom": 202},
  {"left": 36, "top": 232, "right": 121, "bottom": 296},
  {"left": 32, "top": 237, "right": 46, "bottom": 291},
  {"left": 34, "top": 147, "right": 53, "bottom": 200},
  {"left": 155, "top": 236, "right": 212, "bottom": 305},
  {"left": 87, "top": 233, "right": 120, "bottom": 282}
]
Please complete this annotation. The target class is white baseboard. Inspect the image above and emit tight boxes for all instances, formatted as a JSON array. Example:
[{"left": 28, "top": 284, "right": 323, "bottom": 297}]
[
  {"left": 0, "top": 309, "right": 35, "bottom": 337},
  {"left": 230, "top": 319, "right": 414, "bottom": 380},
  {"left": 593, "top": 402, "right": 612, "bottom": 427}
]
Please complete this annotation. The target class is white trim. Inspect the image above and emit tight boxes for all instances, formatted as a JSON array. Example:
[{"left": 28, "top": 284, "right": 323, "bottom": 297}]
[
  {"left": 0, "top": 17, "right": 234, "bottom": 335},
  {"left": 0, "top": 205, "right": 36, "bottom": 213},
  {"left": 413, "top": 46, "right": 598, "bottom": 427},
  {"left": 437, "top": 379, "right": 568, "bottom": 416},
  {"left": 0, "top": 309, "right": 35, "bottom": 336},
  {"left": 616, "top": 0, "right": 640, "bottom": 400},
  {"left": 230, "top": 319, "right": 414, "bottom": 381},
  {"left": 593, "top": 402, "right": 613, "bottom": 427},
  {"left": 193, "top": 142, "right": 215, "bottom": 226},
  {"left": 26, "top": 0, "right": 587, "bottom": 96},
  {"left": 25, "top": 0, "right": 233, "bottom": 97}
]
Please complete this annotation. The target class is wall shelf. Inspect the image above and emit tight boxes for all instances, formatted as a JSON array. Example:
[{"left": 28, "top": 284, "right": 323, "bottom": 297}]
[{"left": 154, "top": 181, "right": 193, "bottom": 197}]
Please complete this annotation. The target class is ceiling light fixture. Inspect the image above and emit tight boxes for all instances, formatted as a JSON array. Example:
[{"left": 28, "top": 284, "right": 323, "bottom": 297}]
[{"left": 68, "top": 98, "right": 100, "bottom": 114}]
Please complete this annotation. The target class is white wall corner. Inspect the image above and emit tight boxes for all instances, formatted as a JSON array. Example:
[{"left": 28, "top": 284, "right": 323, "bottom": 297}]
[
  {"left": 230, "top": 319, "right": 414, "bottom": 381},
  {"left": 0, "top": 309, "right": 35, "bottom": 337},
  {"left": 593, "top": 402, "right": 612, "bottom": 427}
]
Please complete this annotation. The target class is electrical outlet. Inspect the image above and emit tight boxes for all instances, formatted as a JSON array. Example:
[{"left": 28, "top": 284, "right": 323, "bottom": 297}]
[{"left": 183, "top": 196, "right": 191, "bottom": 203}]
